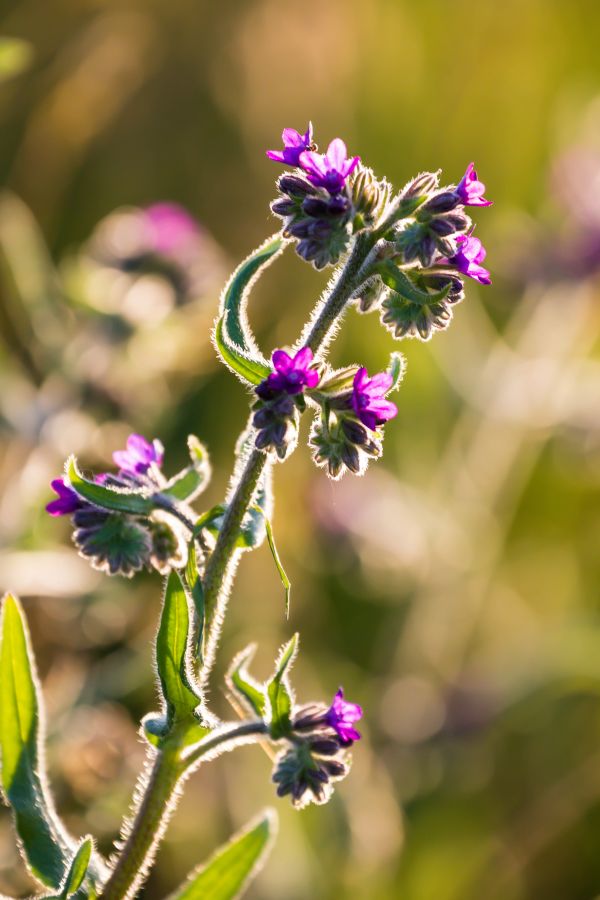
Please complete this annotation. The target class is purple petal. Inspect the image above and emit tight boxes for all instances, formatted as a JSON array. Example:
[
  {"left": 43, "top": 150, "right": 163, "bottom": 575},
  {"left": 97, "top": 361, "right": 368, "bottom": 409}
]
[
  {"left": 299, "top": 150, "right": 329, "bottom": 178},
  {"left": 266, "top": 150, "right": 286, "bottom": 162},
  {"left": 272, "top": 349, "right": 293, "bottom": 374},
  {"left": 293, "top": 346, "right": 313, "bottom": 369},
  {"left": 327, "top": 138, "right": 348, "bottom": 170}
]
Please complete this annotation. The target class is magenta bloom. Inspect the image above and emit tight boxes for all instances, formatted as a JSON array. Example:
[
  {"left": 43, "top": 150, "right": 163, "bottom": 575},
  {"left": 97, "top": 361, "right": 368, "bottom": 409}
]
[
  {"left": 267, "top": 124, "right": 314, "bottom": 167},
  {"left": 143, "top": 203, "right": 200, "bottom": 255},
  {"left": 351, "top": 368, "right": 398, "bottom": 431},
  {"left": 46, "top": 478, "right": 83, "bottom": 517},
  {"left": 455, "top": 163, "right": 492, "bottom": 207},
  {"left": 325, "top": 689, "right": 363, "bottom": 746},
  {"left": 113, "top": 434, "right": 164, "bottom": 476},
  {"left": 299, "top": 139, "right": 360, "bottom": 195},
  {"left": 264, "top": 347, "right": 320, "bottom": 395},
  {"left": 446, "top": 235, "right": 491, "bottom": 285}
]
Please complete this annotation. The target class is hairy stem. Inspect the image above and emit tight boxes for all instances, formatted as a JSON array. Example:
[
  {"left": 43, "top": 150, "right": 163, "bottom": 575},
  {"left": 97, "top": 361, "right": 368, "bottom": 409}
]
[
  {"left": 201, "top": 231, "right": 374, "bottom": 674},
  {"left": 99, "top": 721, "right": 267, "bottom": 900},
  {"left": 105, "top": 230, "right": 376, "bottom": 898}
]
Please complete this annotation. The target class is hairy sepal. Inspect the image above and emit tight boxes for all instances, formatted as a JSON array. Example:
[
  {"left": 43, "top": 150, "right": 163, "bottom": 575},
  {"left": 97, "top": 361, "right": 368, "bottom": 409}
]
[
  {"left": 66, "top": 456, "right": 153, "bottom": 515},
  {"left": 226, "top": 644, "right": 267, "bottom": 719}
]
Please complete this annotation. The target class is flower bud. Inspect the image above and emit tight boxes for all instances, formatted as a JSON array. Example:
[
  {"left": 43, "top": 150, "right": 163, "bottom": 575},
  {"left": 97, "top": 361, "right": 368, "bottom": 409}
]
[
  {"left": 278, "top": 174, "right": 315, "bottom": 197},
  {"left": 421, "top": 191, "right": 460, "bottom": 214}
]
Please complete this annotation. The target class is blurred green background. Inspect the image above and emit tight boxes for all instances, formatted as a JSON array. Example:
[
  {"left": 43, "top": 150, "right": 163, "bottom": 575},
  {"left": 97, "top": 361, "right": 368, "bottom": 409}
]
[{"left": 2, "top": 1, "right": 600, "bottom": 898}]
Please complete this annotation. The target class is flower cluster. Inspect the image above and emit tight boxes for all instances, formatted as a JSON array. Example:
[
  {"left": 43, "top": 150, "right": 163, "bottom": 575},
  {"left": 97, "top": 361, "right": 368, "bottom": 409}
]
[
  {"left": 268, "top": 125, "right": 387, "bottom": 269},
  {"left": 47, "top": 434, "right": 187, "bottom": 577},
  {"left": 253, "top": 348, "right": 320, "bottom": 459},
  {"left": 272, "top": 689, "right": 362, "bottom": 808},
  {"left": 310, "top": 366, "right": 398, "bottom": 479}
]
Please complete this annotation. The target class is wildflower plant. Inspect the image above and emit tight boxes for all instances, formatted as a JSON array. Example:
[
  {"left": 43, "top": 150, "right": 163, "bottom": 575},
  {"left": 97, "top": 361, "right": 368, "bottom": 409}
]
[{"left": 0, "top": 125, "right": 492, "bottom": 898}]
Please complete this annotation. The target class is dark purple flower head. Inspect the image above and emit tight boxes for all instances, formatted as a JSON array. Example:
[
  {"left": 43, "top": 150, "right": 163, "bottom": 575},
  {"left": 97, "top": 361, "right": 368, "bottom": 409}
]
[
  {"left": 46, "top": 478, "right": 82, "bottom": 517},
  {"left": 445, "top": 235, "right": 491, "bottom": 285},
  {"left": 263, "top": 347, "right": 320, "bottom": 396},
  {"left": 113, "top": 433, "right": 164, "bottom": 476},
  {"left": 143, "top": 203, "right": 200, "bottom": 255},
  {"left": 455, "top": 163, "right": 492, "bottom": 207},
  {"left": 325, "top": 689, "right": 363, "bottom": 746},
  {"left": 267, "top": 124, "right": 314, "bottom": 167},
  {"left": 299, "top": 139, "right": 360, "bottom": 195},
  {"left": 351, "top": 368, "right": 398, "bottom": 432}
]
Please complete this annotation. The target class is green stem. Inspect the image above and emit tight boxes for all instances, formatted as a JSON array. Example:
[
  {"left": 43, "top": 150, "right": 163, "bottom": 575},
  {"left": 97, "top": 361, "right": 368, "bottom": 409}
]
[
  {"left": 201, "top": 231, "right": 374, "bottom": 674},
  {"left": 99, "top": 721, "right": 267, "bottom": 900},
  {"left": 103, "top": 230, "right": 376, "bottom": 899}
]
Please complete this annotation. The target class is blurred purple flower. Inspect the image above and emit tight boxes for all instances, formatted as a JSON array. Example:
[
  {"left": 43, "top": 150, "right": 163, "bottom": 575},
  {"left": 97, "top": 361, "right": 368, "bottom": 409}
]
[
  {"left": 444, "top": 235, "right": 491, "bottom": 285},
  {"left": 262, "top": 347, "right": 320, "bottom": 396},
  {"left": 113, "top": 434, "right": 164, "bottom": 476},
  {"left": 46, "top": 478, "right": 83, "bottom": 517},
  {"left": 455, "top": 163, "right": 492, "bottom": 207},
  {"left": 143, "top": 203, "right": 200, "bottom": 255},
  {"left": 325, "top": 689, "right": 362, "bottom": 745},
  {"left": 267, "top": 124, "right": 314, "bottom": 167},
  {"left": 351, "top": 368, "right": 398, "bottom": 431},
  {"left": 300, "top": 139, "right": 360, "bottom": 195}
]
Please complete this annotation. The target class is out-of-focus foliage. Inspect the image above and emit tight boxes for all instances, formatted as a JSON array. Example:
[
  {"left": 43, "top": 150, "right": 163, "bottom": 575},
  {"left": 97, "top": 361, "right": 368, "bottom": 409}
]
[{"left": 1, "top": 1, "right": 600, "bottom": 898}]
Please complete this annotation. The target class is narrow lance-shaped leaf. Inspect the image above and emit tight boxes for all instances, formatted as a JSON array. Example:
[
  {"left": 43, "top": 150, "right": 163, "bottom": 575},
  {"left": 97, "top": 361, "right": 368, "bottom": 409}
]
[
  {"left": 252, "top": 506, "right": 291, "bottom": 618},
  {"left": 60, "top": 836, "right": 92, "bottom": 898},
  {"left": 226, "top": 645, "right": 267, "bottom": 719},
  {"left": 168, "top": 810, "right": 277, "bottom": 900},
  {"left": 387, "top": 351, "right": 406, "bottom": 392},
  {"left": 375, "top": 259, "right": 451, "bottom": 304},
  {"left": 156, "top": 573, "right": 202, "bottom": 725},
  {"left": 214, "top": 234, "right": 286, "bottom": 385},
  {"left": 185, "top": 541, "right": 205, "bottom": 661},
  {"left": 161, "top": 436, "right": 211, "bottom": 503},
  {"left": 66, "top": 456, "right": 153, "bottom": 516},
  {"left": 0, "top": 594, "right": 72, "bottom": 888},
  {"left": 267, "top": 634, "right": 298, "bottom": 740}
]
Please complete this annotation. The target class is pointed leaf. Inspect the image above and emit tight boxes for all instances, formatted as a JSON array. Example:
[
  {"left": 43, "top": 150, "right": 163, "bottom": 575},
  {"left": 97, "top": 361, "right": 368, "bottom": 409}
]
[
  {"left": 0, "top": 594, "right": 72, "bottom": 887},
  {"left": 267, "top": 635, "right": 298, "bottom": 740},
  {"left": 253, "top": 507, "right": 290, "bottom": 618},
  {"left": 376, "top": 259, "right": 451, "bottom": 305},
  {"left": 168, "top": 810, "right": 277, "bottom": 900},
  {"left": 184, "top": 541, "right": 205, "bottom": 660},
  {"left": 214, "top": 234, "right": 286, "bottom": 385},
  {"left": 387, "top": 351, "right": 406, "bottom": 392},
  {"left": 66, "top": 456, "right": 153, "bottom": 515},
  {"left": 162, "top": 436, "right": 211, "bottom": 503},
  {"left": 156, "top": 573, "right": 202, "bottom": 726},
  {"left": 226, "top": 645, "right": 267, "bottom": 719},
  {"left": 61, "top": 837, "right": 92, "bottom": 898}
]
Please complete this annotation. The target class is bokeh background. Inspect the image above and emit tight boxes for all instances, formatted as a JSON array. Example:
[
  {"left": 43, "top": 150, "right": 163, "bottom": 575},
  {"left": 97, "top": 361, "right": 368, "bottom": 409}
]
[{"left": 2, "top": 1, "right": 600, "bottom": 898}]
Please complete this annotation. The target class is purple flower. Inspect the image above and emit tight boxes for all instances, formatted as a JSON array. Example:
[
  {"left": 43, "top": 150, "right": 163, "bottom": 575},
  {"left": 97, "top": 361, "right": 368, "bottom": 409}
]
[
  {"left": 113, "top": 433, "right": 164, "bottom": 476},
  {"left": 267, "top": 124, "right": 314, "bottom": 167},
  {"left": 262, "top": 347, "right": 320, "bottom": 396},
  {"left": 143, "top": 203, "right": 200, "bottom": 255},
  {"left": 46, "top": 478, "right": 83, "bottom": 517},
  {"left": 299, "top": 139, "right": 360, "bottom": 195},
  {"left": 351, "top": 368, "right": 398, "bottom": 432},
  {"left": 325, "top": 689, "right": 363, "bottom": 746},
  {"left": 455, "top": 163, "right": 492, "bottom": 207},
  {"left": 445, "top": 235, "right": 491, "bottom": 285}
]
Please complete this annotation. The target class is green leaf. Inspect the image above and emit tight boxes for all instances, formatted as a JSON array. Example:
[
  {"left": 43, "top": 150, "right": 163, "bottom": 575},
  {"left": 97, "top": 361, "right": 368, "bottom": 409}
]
[
  {"left": 61, "top": 837, "right": 92, "bottom": 898},
  {"left": 184, "top": 541, "right": 205, "bottom": 660},
  {"left": 226, "top": 645, "right": 267, "bottom": 719},
  {"left": 253, "top": 507, "right": 291, "bottom": 618},
  {"left": 0, "top": 37, "right": 33, "bottom": 82},
  {"left": 162, "top": 436, "right": 211, "bottom": 503},
  {"left": 387, "top": 351, "right": 406, "bottom": 392},
  {"left": 66, "top": 456, "right": 153, "bottom": 515},
  {"left": 214, "top": 234, "right": 286, "bottom": 385},
  {"left": 168, "top": 810, "right": 277, "bottom": 900},
  {"left": 156, "top": 573, "right": 202, "bottom": 726},
  {"left": 0, "top": 594, "right": 72, "bottom": 888},
  {"left": 214, "top": 318, "right": 271, "bottom": 386},
  {"left": 266, "top": 634, "right": 298, "bottom": 740}
]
